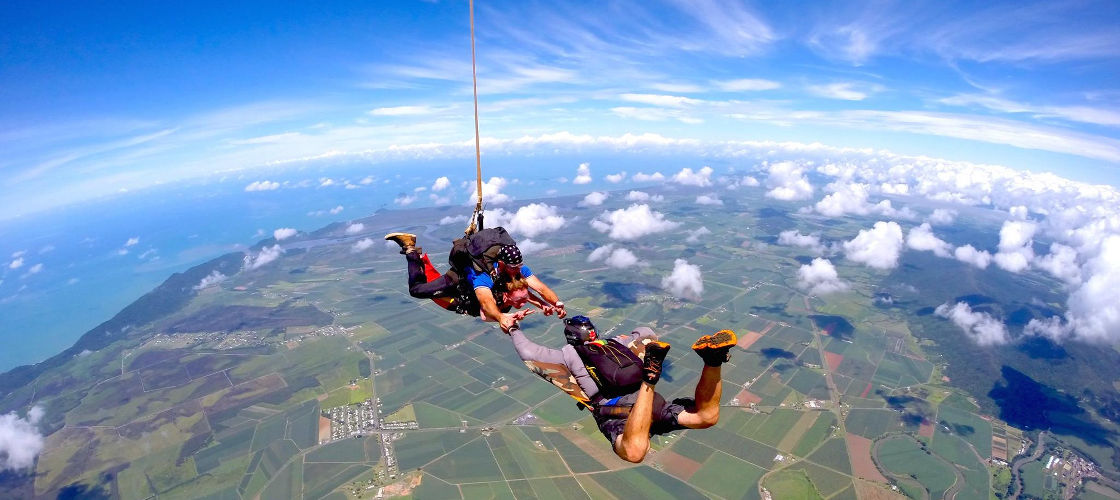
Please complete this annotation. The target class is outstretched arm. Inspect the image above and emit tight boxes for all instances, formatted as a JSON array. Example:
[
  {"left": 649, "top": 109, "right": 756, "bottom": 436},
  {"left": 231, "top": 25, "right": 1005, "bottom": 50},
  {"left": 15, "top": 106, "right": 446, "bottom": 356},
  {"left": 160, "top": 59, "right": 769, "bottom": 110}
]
[
  {"left": 525, "top": 275, "right": 566, "bottom": 318},
  {"left": 475, "top": 287, "right": 521, "bottom": 332}
]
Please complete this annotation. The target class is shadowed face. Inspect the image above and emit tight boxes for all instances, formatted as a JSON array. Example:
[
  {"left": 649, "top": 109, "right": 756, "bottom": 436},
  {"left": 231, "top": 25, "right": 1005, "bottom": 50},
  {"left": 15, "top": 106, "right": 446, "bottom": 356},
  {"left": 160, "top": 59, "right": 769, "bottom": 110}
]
[{"left": 498, "top": 261, "right": 523, "bottom": 279}]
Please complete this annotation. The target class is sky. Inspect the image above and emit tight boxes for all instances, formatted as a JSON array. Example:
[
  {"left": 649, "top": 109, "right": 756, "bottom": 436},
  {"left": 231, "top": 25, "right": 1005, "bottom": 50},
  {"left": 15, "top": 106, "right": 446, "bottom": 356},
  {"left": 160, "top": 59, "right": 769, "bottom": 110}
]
[{"left": 2, "top": 0, "right": 1120, "bottom": 220}]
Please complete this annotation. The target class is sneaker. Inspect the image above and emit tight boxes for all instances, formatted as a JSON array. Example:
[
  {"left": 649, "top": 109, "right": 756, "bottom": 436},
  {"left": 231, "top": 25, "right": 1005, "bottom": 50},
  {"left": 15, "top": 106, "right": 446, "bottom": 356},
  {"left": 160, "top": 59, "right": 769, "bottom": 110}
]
[
  {"left": 383, "top": 232, "right": 417, "bottom": 254},
  {"left": 642, "top": 341, "right": 671, "bottom": 385},
  {"left": 692, "top": 330, "right": 737, "bottom": 366}
]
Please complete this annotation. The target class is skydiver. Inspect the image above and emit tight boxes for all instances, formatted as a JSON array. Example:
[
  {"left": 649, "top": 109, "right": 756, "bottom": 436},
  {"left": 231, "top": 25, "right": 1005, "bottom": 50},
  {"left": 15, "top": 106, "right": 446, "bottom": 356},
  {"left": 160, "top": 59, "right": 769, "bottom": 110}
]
[
  {"left": 384, "top": 231, "right": 566, "bottom": 332},
  {"left": 506, "top": 316, "right": 737, "bottom": 463}
]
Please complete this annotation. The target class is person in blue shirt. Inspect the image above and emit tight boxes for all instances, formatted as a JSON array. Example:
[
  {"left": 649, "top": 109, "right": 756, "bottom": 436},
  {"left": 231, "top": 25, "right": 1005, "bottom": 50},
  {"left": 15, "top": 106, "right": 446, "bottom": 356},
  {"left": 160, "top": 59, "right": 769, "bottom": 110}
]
[{"left": 385, "top": 232, "right": 566, "bottom": 331}]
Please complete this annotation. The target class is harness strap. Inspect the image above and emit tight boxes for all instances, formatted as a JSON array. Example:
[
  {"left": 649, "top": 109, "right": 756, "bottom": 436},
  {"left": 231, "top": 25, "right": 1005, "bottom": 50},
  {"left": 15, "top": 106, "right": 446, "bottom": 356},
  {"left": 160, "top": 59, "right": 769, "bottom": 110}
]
[{"left": 465, "top": 0, "right": 484, "bottom": 236}]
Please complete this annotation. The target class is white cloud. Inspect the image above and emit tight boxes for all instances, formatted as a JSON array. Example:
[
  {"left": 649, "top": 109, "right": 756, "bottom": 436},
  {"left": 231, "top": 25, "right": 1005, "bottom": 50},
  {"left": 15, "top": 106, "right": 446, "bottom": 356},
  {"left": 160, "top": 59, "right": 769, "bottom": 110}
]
[
  {"left": 414, "top": 186, "right": 427, "bottom": 192},
  {"left": 954, "top": 244, "right": 992, "bottom": 269},
  {"left": 351, "top": 238, "right": 375, "bottom": 253},
  {"left": 329, "top": 205, "right": 344, "bottom": 215},
  {"left": 714, "top": 78, "right": 781, "bottom": 91},
  {"left": 319, "top": 177, "right": 335, "bottom": 187},
  {"left": 695, "top": 194, "right": 723, "bottom": 205},
  {"left": 8, "top": 258, "right": 23, "bottom": 270},
  {"left": 807, "top": 82, "right": 879, "bottom": 101},
  {"left": 369, "top": 105, "right": 437, "bottom": 116},
  {"left": 124, "top": 237, "right": 139, "bottom": 247},
  {"left": 620, "top": 93, "right": 701, "bottom": 108},
  {"left": 587, "top": 244, "right": 640, "bottom": 269},
  {"left": 467, "top": 176, "right": 511, "bottom": 205},
  {"left": 605, "top": 172, "right": 626, "bottom": 183},
  {"left": 360, "top": 176, "right": 374, "bottom": 185},
  {"left": 993, "top": 220, "right": 1036, "bottom": 273},
  {"left": 1009, "top": 205, "right": 1029, "bottom": 220},
  {"left": 591, "top": 204, "right": 679, "bottom": 240},
  {"left": 579, "top": 191, "right": 609, "bottom": 207},
  {"left": 25, "top": 263, "right": 43, "bottom": 275},
  {"left": 764, "top": 162, "right": 814, "bottom": 200},
  {"left": 740, "top": 176, "right": 760, "bottom": 187},
  {"left": 661, "top": 259, "right": 703, "bottom": 301},
  {"left": 1034, "top": 243, "right": 1081, "bottom": 284},
  {"left": 345, "top": 223, "right": 364, "bottom": 235},
  {"left": 605, "top": 248, "right": 640, "bottom": 268},
  {"left": 245, "top": 180, "right": 280, "bottom": 192},
  {"left": 439, "top": 214, "right": 469, "bottom": 225},
  {"left": 1050, "top": 235, "right": 1120, "bottom": 343},
  {"left": 686, "top": 226, "right": 712, "bottom": 244},
  {"left": 432, "top": 176, "right": 451, "bottom": 191},
  {"left": 573, "top": 162, "right": 592, "bottom": 185},
  {"left": 273, "top": 228, "right": 297, "bottom": 241},
  {"left": 814, "top": 182, "right": 872, "bottom": 216},
  {"left": 935, "top": 302, "right": 1010, "bottom": 346},
  {"left": 0, "top": 406, "right": 45, "bottom": 471},
  {"left": 672, "top": 166, "right": 714, "bottom": 187},
  {"left": 10, "top": 250, "right": 25, "bottom": 258},
  {"left": 626, "top": 191, "right": 663, "bottom": 202},
  {"left": 881, "top": 183, "right": 909, "bottom": 195},
  {"left": 632, "top": 172, "right": 665, "bottom": 182},
  {"left": 906, "top": 223, "right": 952, "bottom": 258},
  {"left": 843, "top": 221, "right": 904, "bottom": 269},
  {"left": 244, "top": 245, "right": 282, "bottom": 270},
  {"left": 487, "top": 203, "right": 566, "bottom": 238},
  {"left": 394, "top": 194, "right": 417, "bottom": 206},
  {"left": 778, "top": 230, "right": 826, "bottom": 255},
  {"left": 193, "top": 270, "right": 227, "bottom": 290},
  {"left": 797, "top": 258, "right": 849, "bottom": 295},
  {"left": 518, "top": 239, "right": 549, "bottom": 254},
  {"left": 588, "top": 244, "right": 615, "bottom": 263},
  {"left": 928, "top": 208, "right": 957, "bottom": 226}
]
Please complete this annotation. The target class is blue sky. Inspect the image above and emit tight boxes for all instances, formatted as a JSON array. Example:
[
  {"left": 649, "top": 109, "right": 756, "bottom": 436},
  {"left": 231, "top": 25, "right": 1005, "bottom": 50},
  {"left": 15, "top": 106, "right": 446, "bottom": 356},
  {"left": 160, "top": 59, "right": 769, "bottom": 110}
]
[{"left": 2, "top": 0, "right": 1119, "bottom": 220}]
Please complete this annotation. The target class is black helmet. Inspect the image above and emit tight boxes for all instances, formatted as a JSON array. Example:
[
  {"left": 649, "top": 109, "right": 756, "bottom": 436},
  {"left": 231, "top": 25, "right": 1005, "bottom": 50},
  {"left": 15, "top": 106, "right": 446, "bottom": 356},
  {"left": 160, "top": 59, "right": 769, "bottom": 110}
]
[{"left": 564, "top": 315, "right": 598, "bottom": 346}]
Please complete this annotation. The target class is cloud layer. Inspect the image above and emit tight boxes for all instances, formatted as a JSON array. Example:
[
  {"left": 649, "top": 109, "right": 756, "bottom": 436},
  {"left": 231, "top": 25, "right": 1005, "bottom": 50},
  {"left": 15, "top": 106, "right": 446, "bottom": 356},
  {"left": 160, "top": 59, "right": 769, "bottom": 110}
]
[{"left": 0, "top": 406, "right": 44, "bottom": 471}]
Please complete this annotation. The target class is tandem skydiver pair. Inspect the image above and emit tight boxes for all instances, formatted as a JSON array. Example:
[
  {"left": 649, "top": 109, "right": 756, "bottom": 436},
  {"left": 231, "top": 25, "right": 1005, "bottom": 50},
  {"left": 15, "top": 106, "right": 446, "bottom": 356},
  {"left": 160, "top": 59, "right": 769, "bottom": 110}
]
[{"left": 387, "top": 226, "right": 737, "bottom": 463}]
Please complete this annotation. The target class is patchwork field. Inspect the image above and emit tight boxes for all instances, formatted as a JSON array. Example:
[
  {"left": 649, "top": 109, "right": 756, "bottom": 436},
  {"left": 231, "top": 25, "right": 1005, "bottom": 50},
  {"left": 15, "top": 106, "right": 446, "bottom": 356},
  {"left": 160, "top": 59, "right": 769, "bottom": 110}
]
[{"left": 10, "top": 186, "right": 1110, "bottom": 499}]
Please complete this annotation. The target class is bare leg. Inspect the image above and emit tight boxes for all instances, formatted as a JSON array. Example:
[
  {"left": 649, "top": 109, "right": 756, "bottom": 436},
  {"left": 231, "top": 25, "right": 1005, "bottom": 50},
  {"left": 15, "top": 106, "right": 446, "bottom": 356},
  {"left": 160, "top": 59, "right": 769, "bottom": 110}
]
[
  {"left": 614, "top": 383, "right": 655, "bottom": 463},
  {"left": 676, "top": 364, "right": 721, "bottom": 428}
]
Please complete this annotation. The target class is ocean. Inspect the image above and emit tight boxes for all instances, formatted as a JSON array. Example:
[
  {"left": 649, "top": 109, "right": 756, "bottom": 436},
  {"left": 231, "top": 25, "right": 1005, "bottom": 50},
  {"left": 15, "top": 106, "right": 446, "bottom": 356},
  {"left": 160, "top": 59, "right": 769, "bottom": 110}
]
[{"left": 0, "top": 153, "right": 698, "bottom": 371}]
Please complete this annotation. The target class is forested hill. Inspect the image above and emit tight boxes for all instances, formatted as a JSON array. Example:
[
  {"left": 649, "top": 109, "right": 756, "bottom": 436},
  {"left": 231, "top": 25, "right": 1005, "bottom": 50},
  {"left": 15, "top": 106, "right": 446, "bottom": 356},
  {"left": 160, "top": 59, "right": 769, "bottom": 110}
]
[{"left": 0, "top": 251, "right": 245, "bottom": 398}]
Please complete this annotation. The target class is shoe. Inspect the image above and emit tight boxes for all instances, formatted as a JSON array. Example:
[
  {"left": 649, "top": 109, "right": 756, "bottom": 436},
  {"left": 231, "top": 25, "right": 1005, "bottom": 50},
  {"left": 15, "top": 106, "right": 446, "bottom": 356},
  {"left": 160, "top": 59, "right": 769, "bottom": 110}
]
[
  {"left": 642, "top": 341, "right": 671, "bottom": 385},
  {"left": 384, "top": 232, "right": 417, "bottom": 254},
  {"left": 692, "top": 330, "right": 737, "bottom": 366}
]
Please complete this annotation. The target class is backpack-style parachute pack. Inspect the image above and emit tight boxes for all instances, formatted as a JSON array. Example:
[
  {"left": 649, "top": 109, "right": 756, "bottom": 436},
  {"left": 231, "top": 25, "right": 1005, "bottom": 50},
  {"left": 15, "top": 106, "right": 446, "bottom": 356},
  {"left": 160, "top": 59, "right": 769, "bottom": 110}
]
[
  {"left": 574, "top": 339, "right": 644, "bottom": 399},
  {"left": 448, "top": 226, "right": 517, "bottom": 275}
]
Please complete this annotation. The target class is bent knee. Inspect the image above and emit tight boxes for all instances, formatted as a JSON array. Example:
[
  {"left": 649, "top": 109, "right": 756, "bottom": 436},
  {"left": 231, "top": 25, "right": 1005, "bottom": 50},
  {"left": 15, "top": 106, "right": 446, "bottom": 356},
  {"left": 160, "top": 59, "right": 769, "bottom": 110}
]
[
  {"left": 614, "top": 438, "right": 650, "bottom": 463},
  {"left": 616, "top": 446, "right": 649, "bottom": 463}
]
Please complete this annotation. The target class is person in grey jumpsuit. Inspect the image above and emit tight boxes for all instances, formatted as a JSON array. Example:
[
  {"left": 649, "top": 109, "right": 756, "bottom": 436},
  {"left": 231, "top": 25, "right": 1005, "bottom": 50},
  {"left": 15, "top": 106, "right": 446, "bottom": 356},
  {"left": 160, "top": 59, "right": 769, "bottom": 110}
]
[{"left": 507, "top": 321, "right": 737, "bottom": 463}]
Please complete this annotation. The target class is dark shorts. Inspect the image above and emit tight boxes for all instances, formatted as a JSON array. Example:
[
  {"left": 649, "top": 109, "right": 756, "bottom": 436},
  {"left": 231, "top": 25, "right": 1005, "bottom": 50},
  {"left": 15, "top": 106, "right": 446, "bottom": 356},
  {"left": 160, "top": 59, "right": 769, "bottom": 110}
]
[{"left": 593, "top": 391, "right": 687, "bottom": 445}]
